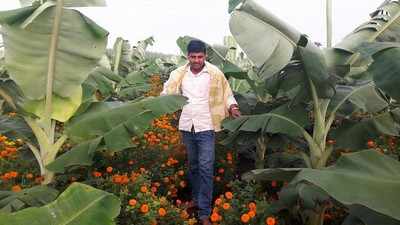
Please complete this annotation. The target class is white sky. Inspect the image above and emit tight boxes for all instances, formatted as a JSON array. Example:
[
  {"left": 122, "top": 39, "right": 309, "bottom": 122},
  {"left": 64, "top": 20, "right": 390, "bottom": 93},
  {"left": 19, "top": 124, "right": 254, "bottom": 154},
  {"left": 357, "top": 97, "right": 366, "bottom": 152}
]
[{"left": 1, "top": 0, "right": 386, "bottom": 54}]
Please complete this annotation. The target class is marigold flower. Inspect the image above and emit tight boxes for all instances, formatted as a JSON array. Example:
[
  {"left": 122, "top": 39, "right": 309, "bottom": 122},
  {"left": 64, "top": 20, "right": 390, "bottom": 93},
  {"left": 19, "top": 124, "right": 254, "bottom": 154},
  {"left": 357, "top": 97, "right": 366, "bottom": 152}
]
[
  {"left": 222, "top": 203, "right": 230, "bottom": 210},
  {"left": 106, "top": 166, "right": 113, "bottom": 173},
  {"left": 140, "top": 204, "right": 149, "bottom": 213},
  {"left": 11, "top": 185, "right": 22, "bottom": 192},
  {"left": 140, "top": 185, "right": 148, "bottom": 193},
  {"left": 225, "top": 191, "right": 233, "bottom": 200},
  {"left": 92, "top": 171, "right": 102, "bottom": 177},
  {"left": 265, "top": 216, "right": 276, "bottom": 225},
  {"left": 158, "top": 207, "right": 167, "bottom": 217},
  {"left": 128, "top": 199, "right": 137, "bottom": 206},
  {"left": 241, "top": 213, "right": 250, "bottom": 223},
  {"left": 26, "top": 173, "right": 34, "bottom": 179},
  {"left": 248, "top": 210, "right": 256, "bottom": 218},
  {"left": 210, "top": 212, "right": 220, "bottom": 222},
  {"left": 248, "top": 202, "right": 256, "bottom": 210},
  {"left": 214, "top": 198, "right": 222, "bottom": 206}
]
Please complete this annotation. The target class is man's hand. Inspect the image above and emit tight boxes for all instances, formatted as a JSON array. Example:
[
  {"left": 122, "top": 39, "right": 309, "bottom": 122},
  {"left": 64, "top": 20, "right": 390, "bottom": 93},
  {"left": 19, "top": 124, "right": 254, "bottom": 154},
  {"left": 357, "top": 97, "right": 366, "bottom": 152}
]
[{"left": 229, "top": 104, "right": 241, "bottom": 118}]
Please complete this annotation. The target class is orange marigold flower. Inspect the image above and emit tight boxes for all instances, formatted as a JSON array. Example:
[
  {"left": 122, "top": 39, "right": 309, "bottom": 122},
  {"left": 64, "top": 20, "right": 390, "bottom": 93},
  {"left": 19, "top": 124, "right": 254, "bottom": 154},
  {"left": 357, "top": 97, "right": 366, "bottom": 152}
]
[
  {"left": 140, "top": 185, "right": 148, "bottom": 193},
  {"left": 222, "top": 203, "right": 230, "bottom": 210},
  {"left": 225, "top": 191, "right": 233, "bottom": 200},
  {"left": 158, "top": 207, "right": 167, "bottom": 217},
  {"left": 214, "top": 198, "right": 222, "bottom": 206},
  {"left": 241, "top": 213, "right": 250, "bottom": 223},
  {"left": 265, "top": 216, "right": 276, "bottom": 225},
  {"left": 106, "top": 166, "right": 113, "bottom": 173},
  {"left": 177, "top": 170, "right": 184, "bottom": 176},
  {"left": 128, "top": 199, "right": 137, "bottom": 206},
  {"left": 218, "top": 168, "right": 225, "bottom": 174},
  {"left": 140, "top": 204, "right": 149, "bottom": 213},
  {"left": 128, "top": 160, "right": 134, "bottom": 165},
  {"left": 10, "top": 171, "right": 18, "bottom": 178},
  {"left": 180, "top": 210, "right": 189, "bottom": 219},
  {"left": 26, "top": 173, "right": 34, "bottom": 179},
  {"left": 151, "top": 186, "right": 157, "bottom": 193},
  {"left": 0, "top": 151, "right": 8, "bottom": 157},
  {"left": 367, "top": 140, "right": 375, "bottom": 148},
  {"left": 248, "top": 202, "right": 256, "bottom": 210},
  {"left": 92, "top": 171, "right": 102, "bottom": 177},
  {"left": 210, "top": 212, "right": 220, "bottom": 222},
  {"left": 248, "top": 210, "right": 256, "bottom": 218},
  {"left": 11, "top": 185, "right": 22, "bottom": 192}
]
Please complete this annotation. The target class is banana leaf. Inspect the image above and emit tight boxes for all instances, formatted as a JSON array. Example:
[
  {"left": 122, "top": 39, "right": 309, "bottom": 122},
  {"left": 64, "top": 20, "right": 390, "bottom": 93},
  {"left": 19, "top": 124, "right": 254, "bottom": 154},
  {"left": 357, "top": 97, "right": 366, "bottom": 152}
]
[
  {"left": 0, "top": 183, "right": 120, "bottom": 225},
  {"left": 223, "top": 102, "right": 310, "bottom": 139},
  {"left": 19, "top": 0, "right": 107, "bottom": 7},
  {"left": 292, "top": 150, "right": 400, "bottom": 222},
  {"left": 0, "top": 186, "right": 58, "bottom": 213},
  {"left": 331, "top": 112, "right": 400, "bottom": 150},
  {"left": 229, "top": 0, "right": 301, "bottom": 81},
  {"left": 368, "top": 47, "right": 400, "bottom": 101},
  {"left": 47, "top": 95, "right": 187, "bottom": 173},
  {"left": 0, "top": 5, "right": 108, "bottom": 121}
]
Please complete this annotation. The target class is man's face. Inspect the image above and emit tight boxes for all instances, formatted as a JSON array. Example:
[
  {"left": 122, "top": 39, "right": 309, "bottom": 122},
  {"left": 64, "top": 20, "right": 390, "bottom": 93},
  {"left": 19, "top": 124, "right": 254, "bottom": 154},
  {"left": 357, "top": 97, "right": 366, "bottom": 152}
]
[{"left": 188, "top": 52, "right": 206, "bottom": 71}]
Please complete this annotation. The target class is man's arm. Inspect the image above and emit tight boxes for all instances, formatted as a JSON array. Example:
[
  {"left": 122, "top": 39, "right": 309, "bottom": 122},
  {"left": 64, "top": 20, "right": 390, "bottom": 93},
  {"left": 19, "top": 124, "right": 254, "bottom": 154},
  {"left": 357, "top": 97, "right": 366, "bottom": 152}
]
[{"left": 223, "top": 76, "right": 241, "bottom": 118}]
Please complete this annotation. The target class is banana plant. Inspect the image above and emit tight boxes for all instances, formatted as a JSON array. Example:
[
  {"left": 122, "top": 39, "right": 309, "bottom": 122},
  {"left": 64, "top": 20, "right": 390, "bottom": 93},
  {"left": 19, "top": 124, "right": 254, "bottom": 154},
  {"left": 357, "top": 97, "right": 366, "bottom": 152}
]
[
  {"left": 227, "top": 0, "right": 400, "bottom": 224},
  {"left": 0, "top": 1, "right": 187, "bottom": 184},
  {"left": 0, "top": 182, "right": 120, "bottom": 225}
]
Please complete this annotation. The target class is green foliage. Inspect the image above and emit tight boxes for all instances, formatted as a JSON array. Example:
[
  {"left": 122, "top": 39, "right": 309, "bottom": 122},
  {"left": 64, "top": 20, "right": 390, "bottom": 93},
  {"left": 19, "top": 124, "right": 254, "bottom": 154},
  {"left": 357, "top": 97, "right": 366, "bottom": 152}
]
[{"left": 0, "top": 182, "right": 120, "bottom": 225}]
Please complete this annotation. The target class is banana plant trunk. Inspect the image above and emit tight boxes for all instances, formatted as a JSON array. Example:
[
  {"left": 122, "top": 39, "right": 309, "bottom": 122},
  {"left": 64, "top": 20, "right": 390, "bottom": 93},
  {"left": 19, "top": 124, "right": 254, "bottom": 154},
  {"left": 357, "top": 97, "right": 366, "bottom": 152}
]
[{"left": 255, "top": 135, "right": 268, "bottom": 169}]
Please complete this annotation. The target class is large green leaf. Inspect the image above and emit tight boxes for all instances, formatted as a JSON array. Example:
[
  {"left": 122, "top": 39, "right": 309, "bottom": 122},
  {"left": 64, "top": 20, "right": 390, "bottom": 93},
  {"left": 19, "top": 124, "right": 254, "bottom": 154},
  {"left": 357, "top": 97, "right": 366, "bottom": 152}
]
[
  {"left": 293, "top": 150, "right": 400, "bottom": 221},
  {"left": 19, "top": 0, "right": 107, "bottom": 7},
  {"left": 229, "top": 0, "right": 301, "bottom": 80},
  {"left": 0, "top": 182, "right": 120, "bottom": 225},
  {"left": 224, "top": 102, "right": 310, "bottom": 137},
  {"left": 47, "top": 95, "right": 187, "bottom": 173},
  {"left": 0, "top": 115, "right": 35, "bottom": 143},
  {"left": 0, "top": 186, "right": 58, "bottom": 213},
  {"left": 368, "top": 47, "right": 400, "bottom": 101},
  {"left": 0, "top": 5, "right": 108, "bottom": 121},
  {"left": 332, "top": 112, "right": 399, "bottom": 149},
  {"left": 335, "top": 1, "right": 400, "bottom": 53},
  {"left": 298, "top": 43, "right": 335, "bottom": 98}
]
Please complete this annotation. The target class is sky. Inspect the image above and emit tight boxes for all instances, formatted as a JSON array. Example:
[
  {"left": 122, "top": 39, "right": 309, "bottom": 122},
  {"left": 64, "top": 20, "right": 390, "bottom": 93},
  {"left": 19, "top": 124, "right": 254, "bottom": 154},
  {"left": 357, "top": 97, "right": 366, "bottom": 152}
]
[{"left": 0, "top": 0, "right": 386, "bottom": 54}]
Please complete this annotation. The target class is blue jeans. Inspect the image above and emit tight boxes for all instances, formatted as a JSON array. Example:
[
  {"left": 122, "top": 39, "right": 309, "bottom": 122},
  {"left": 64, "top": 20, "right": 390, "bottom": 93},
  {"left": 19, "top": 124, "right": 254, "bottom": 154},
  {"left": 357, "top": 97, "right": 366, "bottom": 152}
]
[{"left": 181, "top": 130, "right": 215, "bottom": 220}]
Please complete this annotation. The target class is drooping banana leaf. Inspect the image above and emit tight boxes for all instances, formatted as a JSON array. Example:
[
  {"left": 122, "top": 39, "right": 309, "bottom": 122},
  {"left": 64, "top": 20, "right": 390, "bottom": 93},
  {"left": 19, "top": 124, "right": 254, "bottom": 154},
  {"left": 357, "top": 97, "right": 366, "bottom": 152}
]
[
  {"left": 47, "top": 95, "right": 187, "bottom": 173},
  {"left": 292, "top": 150, "right": 400, "bottom": 222},
  {"left": 336, "top": 1, "right": 400, "bottom": 53},
  {"left": 19, "top": 0, "right": 107, "bottom": 7},
  {"left": 229, "top": 0, "right": 301, "bottom": 81},
  {"left": 0, "top": 186, "right": 58, "bottom": 213},
  {"left": 0, "top": 115, "right": 35, "bottom": 143},
  {"left": 0, "top": 5, "right": 108, "bottom": 122},
  {"left": 331, "top": 112, "right": 400, "bottom": 150},
  {"left": 331, "top": 1, "right": 400, "bottom": 75},
  {"left": 368, "top": 47, "right": 400, "bottom": 101},
  {"left": 0, "top": 183, "right": 120, "bottom": 225},
  {"left": 223, "top": 102, "right": 310, "bottom": 138}
]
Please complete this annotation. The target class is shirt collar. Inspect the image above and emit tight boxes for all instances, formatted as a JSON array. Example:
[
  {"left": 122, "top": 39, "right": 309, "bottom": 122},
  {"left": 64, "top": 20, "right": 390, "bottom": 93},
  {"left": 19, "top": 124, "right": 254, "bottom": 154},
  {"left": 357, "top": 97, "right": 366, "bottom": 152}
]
[{"left": 185, "top": 63, "right": 208, "bottom": 75}]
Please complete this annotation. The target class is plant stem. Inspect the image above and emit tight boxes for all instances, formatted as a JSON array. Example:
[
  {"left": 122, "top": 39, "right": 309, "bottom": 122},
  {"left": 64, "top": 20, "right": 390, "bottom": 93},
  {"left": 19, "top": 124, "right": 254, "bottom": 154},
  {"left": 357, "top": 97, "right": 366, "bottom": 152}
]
[
  {"left": 44, "top": 0, "right": 64, "bottom": 136},
  {"left": 255, "top": 135, "right": 267, "bottom": 169},
  {"left": 326, "top": 0, "right": 332, "bottom": 48}
]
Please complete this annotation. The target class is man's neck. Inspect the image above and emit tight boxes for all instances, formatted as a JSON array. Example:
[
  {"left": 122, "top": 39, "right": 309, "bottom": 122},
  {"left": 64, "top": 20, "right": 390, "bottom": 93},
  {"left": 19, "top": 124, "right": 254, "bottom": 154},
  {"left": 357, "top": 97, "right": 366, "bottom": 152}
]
[{"left": 190, "top": 64, "right": 205, "bottom": 75}]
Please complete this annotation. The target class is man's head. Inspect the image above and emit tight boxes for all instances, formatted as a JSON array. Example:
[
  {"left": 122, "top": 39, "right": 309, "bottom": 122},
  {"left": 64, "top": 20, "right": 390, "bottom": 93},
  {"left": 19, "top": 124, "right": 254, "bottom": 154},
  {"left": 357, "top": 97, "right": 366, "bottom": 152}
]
[{"left": 187, "top": 40, "right": 207, "bottom": 72}]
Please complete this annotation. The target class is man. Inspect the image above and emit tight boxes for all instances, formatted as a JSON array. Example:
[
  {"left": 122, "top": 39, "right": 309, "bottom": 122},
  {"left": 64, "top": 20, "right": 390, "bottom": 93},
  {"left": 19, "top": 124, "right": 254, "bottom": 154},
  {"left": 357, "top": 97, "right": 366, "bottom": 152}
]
[{"left": 161, "top": 39, "right": 241, "bottom": 225}]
